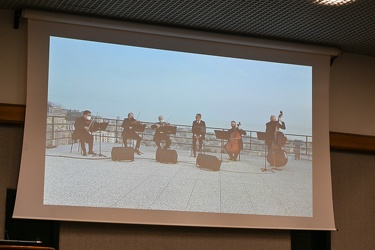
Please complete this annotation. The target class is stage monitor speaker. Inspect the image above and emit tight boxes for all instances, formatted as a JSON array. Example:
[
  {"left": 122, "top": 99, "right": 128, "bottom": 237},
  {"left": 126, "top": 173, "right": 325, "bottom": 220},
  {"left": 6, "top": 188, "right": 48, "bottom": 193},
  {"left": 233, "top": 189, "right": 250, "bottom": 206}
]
[
  {"left": 111, "top": 147, "right": 134, "bottom": 161},
  {"left": 196, "top": 154, "right": 221, "bottom": 171},
  {"left": 156, "top": 149, "right": 178, "bottom": 164},
  {"left": 4, "top": 189, "right": 59, "bottom": 249}
]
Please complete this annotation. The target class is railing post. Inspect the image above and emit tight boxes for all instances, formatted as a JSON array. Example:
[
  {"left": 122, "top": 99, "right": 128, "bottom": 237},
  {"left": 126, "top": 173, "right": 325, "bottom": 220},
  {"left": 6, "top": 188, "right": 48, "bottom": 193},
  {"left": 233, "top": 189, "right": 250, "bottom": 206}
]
[
  {"left": 115, "top": 119, "right": 119, "bottom": 143},
  {"left": 249, "top": 131, "right": 252, "bottom": 151},
  {"left": 51, "top": 116, "right": 55, "bottom": 146}
]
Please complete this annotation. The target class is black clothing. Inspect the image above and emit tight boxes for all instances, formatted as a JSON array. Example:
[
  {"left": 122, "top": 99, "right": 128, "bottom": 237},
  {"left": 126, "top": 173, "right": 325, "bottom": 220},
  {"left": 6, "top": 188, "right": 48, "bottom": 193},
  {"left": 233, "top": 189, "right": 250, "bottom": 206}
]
[
  {"left": 265, "top": 120, "right": 286, "bottom": 149},
  {"left": 73, "top": 116, "right": 93, "bottom": 154},
  {"left": 152, "top": 122, "right": 172, "bottom": 149},
  {"left": 265, "top": 120, "right": 286, "bottom": 164},
  {"left": 192, "top": 120, "right": 206, "bottom": 156},
  {"left": 121, "top": 118, "right": 141, "bottom": 149},
  {"left": 226, "top": 127, "right": 246, "bottom": 160}
]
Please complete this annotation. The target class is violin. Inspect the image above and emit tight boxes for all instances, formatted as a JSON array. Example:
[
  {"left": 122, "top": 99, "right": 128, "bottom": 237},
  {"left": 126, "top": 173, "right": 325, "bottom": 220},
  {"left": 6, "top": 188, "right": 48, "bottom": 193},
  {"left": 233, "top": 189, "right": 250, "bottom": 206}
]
[
  {"left": 130, "top": 118, "right": 146, "bottom": 132},
  {"left": 130, "top": 117, "right": 142, "bottom": 125},
  {"left": 225, "top": 122, "right": 242, "bottom": 155}
]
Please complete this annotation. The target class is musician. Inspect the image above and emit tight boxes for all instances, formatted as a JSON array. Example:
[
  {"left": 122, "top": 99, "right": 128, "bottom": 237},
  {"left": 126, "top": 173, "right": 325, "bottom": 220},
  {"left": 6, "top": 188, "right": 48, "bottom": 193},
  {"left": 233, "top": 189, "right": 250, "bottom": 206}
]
[
  {"left": 265, "top": 114, "right": 286, "bottom": 165},
  {"left": 192, "top": 113, "right": 206, "bottom": 157},
  {"left": 152, "top": 115, "right": 172, "bottom": 150},
  {"left": 226, "top": 121, "right": 246, "bottom": 161},
  {"left": 121, "top": 112, "right": 142, "bottom": 155},
  {"left": 73, "top": 110, "right": 95, "bottom": 156}
]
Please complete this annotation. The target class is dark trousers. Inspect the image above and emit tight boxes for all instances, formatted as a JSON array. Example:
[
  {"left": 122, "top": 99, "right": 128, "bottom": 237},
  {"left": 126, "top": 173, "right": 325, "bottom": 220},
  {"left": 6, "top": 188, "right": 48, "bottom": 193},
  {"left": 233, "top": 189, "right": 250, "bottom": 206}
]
[
  {"left": 154, "top": 135, "right": 171, "bottom": 149},
  {"left": 192, "top": 136, "right": 203, "bottom": 156},
  {"left": 80, "top": 133, "right": 93, "bottom": 153},
  {"left": 123, "top": 132, "right": 141, "bottom": 149}
]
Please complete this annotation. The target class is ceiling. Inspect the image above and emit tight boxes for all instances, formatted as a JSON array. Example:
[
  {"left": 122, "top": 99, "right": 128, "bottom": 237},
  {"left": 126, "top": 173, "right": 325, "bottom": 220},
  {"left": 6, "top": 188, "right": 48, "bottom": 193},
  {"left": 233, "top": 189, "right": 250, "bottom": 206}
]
[{"left": 1, "top": 0, "right": 375, "bottom": 57}]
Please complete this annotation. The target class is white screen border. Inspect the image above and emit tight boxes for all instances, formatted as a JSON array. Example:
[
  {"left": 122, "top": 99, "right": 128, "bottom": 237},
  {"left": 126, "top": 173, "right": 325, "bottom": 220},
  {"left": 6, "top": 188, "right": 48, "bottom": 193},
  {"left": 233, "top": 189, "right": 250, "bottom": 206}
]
[{"left": 14, "top": 10, "right": 337, "bottom": 230}]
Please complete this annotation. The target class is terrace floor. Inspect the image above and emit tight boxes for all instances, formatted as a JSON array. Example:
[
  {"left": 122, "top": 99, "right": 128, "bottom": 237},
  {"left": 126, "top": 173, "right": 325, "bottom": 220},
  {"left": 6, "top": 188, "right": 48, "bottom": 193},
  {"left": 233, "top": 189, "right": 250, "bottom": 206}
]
[{"left": 44, "top": 141, "right": 312, "bottom": 217}]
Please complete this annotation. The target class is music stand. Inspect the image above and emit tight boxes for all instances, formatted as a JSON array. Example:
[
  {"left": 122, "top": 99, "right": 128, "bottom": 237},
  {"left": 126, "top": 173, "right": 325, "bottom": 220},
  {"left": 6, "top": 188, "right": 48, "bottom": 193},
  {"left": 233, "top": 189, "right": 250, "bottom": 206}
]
[
  {"left": 256, "top": 132, "right": 274, "bottom": 173},
  {"left": 90, "top": 122, "right": 109, "bottom": 157},
  {"left": 214, "top": 130, "right": 229, "bottom": 161},
  {"left": 160, "top": 125, "right": 177, "bottom": 135}
]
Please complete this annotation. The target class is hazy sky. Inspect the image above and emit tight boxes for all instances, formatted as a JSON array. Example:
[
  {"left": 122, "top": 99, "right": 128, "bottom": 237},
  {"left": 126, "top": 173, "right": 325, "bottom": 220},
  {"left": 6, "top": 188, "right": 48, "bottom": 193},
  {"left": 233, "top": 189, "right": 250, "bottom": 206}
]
[{"left": 48, "top": 36, "right": 312, "bottom": 135}]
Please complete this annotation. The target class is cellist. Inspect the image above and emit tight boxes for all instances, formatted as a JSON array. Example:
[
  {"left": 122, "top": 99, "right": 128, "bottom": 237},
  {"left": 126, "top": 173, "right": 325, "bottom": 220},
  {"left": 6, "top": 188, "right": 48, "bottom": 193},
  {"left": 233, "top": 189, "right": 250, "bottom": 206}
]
[{"left": 225, "top": 121, "right": 246, "bottom": 161}]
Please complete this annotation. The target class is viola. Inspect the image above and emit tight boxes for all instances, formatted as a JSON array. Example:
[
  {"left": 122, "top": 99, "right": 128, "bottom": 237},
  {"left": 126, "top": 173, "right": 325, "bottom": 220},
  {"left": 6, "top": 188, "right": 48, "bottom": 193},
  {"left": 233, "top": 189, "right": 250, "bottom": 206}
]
[{"left": 225, "top": 122, "right": 242, "bottom": 155}]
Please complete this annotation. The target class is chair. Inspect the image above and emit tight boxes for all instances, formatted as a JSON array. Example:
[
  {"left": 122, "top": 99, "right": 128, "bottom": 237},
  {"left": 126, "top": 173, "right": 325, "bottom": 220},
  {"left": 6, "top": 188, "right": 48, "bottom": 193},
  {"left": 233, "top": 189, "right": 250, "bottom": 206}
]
[{"left": 68, "top": 123, "right": 80, "bottom": 153}]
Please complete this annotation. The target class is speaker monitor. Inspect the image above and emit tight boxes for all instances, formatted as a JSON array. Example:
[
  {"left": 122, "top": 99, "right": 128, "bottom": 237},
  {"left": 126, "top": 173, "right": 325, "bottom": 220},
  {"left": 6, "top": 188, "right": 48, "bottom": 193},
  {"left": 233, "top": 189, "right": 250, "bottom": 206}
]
[
  {"left": 196, "top": 154, "right": 221, "bottom": 171},
  {"left": 156, "top": 149, "right": 178, "bottom": 164},
  {"left": 111, "top": 147, "right": 134, "bottom": 161}
]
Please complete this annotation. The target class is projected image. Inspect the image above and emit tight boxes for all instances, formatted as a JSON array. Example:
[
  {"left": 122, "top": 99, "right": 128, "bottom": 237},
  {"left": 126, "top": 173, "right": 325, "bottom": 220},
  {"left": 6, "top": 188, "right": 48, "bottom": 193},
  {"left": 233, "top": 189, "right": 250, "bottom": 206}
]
[{"left": 44, "top": 36, "right": 312, "bottom": 217}]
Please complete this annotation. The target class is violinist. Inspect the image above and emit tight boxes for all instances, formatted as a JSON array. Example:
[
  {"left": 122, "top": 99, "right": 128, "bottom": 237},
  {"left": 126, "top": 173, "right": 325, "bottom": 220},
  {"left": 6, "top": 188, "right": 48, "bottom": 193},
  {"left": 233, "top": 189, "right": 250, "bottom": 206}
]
[
  {"left": 226, "top": 121, "right": 246, "bottom": 161},
  {"left": 265, "top": 113, "right": 286, "bottom": 165},
  {"left": 192, "top": 113, "right": 206, "bottom": 157},
  {"left": 151, "top": 115, "right": 172, "bottom": 150},
  {"left": 73, "top": 110, "right": 95, "bottom": 156},
  {"left": 121, "top": 112, "right": 142, "bottom": 155}
]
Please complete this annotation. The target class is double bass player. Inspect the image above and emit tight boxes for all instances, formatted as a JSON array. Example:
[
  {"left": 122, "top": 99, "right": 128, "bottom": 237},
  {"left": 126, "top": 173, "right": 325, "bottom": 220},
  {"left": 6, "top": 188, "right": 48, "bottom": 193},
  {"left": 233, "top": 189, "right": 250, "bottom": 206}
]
[{"left": 265, "top": 112, "right": 286, "bottom": 166}]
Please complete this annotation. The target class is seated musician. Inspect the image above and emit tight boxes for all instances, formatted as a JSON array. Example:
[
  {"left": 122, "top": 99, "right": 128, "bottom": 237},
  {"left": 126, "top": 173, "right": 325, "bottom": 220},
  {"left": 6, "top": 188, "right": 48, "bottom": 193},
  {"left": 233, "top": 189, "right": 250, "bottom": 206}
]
[
  {"left": 73, "top": 110, "right": 95, "bottom": 156},
  {"left": 151, "top": 115, "right": 172, "bottom": 150},
  {"left": 265, "top": 113, "right": 286, "bottom": 165},
  {"left": 192, "top": 113, "right": 206, "bottom": 157},
  {"left": 226, "top": 121, "right": 246, "bottom": 161},
  {"left": 121, "top": 112, "right": 142, "bottom": 155}
]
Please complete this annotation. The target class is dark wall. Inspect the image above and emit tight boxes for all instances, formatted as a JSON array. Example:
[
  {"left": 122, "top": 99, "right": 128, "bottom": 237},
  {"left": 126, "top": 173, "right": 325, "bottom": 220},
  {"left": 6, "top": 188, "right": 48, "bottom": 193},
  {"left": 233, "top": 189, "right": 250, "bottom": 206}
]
[
  {"left": 330, "top": 150, "right": 375, "bottom": 250},
  {"left": 0, "top": 124, "right": 23, "bottom": 238}
]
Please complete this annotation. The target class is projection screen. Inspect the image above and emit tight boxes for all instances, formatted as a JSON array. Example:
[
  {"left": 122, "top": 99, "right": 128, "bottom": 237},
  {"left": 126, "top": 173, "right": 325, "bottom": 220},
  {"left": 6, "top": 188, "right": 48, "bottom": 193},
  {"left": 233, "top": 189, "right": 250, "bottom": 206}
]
[{"left": 14, "top": 10, "right": 338, "bottom": 230}]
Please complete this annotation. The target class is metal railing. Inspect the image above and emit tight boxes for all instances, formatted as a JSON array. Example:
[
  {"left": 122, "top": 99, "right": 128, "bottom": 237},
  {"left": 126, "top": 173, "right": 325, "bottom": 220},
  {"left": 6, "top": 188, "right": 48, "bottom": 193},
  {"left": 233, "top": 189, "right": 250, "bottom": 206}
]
[{"left": 46, "top": 115, "right": 312, "bottom": 159}]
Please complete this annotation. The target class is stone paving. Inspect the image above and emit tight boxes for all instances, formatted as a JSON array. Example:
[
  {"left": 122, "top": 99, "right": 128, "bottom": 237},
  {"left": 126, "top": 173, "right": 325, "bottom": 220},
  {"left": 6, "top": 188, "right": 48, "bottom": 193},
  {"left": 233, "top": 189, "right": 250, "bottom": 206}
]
[{"left": 44, "top": 142, "right": 312, "bottom": 217}]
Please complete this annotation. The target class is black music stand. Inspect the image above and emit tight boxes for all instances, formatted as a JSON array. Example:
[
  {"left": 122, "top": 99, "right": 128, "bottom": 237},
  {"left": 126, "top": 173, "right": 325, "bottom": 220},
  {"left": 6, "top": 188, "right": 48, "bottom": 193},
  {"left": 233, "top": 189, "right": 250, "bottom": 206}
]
[
  {"left": 91, "top": 122, "right": 109, "bottom": 157},
  {"left": 160, "top": 125, "right": 177, "bottom": 135},
  {"left": 214, "top": 130, "right": 229, "bottom": 162},
  {"left": 256, "top": 132, "right": 274, "bottom": 173}
]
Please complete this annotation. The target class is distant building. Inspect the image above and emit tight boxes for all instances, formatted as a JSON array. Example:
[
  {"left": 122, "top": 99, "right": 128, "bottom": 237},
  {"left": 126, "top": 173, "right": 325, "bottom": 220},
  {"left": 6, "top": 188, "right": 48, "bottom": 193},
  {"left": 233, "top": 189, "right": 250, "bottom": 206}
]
[{"left": 46, "top": 103, "right": 69, "bottom": 147}]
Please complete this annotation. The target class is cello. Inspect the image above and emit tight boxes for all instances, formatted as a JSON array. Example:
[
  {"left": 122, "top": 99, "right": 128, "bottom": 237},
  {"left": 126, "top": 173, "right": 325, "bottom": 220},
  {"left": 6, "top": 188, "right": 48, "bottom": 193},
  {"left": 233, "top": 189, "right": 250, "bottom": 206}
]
[{"left": 225, "top": 122, "right": 242, "bottom": 156}]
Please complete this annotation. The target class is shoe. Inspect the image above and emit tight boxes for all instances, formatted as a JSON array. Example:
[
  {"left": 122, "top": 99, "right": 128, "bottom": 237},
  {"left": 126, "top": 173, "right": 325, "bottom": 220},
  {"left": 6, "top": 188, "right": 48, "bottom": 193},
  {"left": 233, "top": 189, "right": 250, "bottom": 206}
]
[
  {"left": 88, "top": 151, "right": 95, "bottom": 155},
  {"left": 82, "top": 152, "right": 87, "bottom": 156},
  {"left": 135, "top": 149, "right": 141, "bottom": 155}
]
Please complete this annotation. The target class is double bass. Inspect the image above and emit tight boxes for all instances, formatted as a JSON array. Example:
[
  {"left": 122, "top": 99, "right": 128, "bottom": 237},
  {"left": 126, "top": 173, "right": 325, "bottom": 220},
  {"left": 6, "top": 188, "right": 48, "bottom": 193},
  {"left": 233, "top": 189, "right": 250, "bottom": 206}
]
[
  {"left": 225, "top": 122, "right": 242, "bottom": 156},
  {"left": 267, "top": 111, "right": 288, "bottom": 167}
]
